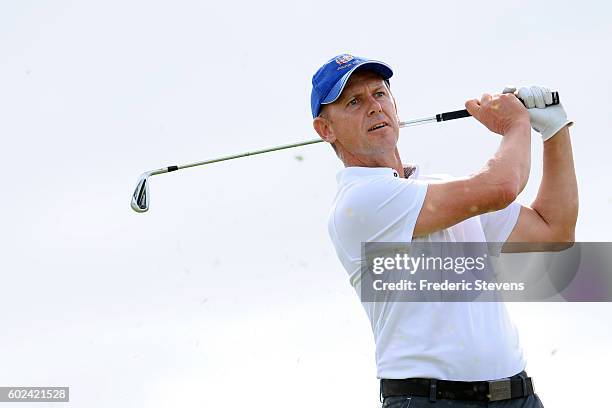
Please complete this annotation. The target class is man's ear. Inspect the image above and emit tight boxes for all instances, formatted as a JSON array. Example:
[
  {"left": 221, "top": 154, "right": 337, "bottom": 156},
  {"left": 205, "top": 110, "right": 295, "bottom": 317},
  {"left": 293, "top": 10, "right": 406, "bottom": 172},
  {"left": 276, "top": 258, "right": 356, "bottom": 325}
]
[{"left": 313, "top": 116, "right": 336, "bottom": 144}]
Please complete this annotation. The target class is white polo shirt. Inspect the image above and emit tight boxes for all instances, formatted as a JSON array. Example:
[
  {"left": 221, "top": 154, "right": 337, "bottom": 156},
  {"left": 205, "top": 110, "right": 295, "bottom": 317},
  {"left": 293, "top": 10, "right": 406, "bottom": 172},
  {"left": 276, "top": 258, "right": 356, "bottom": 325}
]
[{"left": 328, "top": 165, "right": 526, "bottom": 381}]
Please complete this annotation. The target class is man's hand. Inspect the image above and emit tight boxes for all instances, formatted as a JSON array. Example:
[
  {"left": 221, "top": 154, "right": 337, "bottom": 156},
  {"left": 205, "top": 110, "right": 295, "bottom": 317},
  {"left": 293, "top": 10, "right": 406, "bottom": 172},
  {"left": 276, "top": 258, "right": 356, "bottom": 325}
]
[
  {"left": 503, "top": 86, "right": 574, "bottom": 142},
  {"left": 465, "top": 92, "right": 530, "bottom": 136}
]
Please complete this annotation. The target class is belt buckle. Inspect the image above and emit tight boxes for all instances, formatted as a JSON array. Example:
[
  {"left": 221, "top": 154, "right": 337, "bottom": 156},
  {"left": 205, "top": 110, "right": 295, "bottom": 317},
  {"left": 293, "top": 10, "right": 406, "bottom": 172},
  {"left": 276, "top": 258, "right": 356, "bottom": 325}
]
[{"left": 488, "top": 378, "right": 511, "bottom": 402}]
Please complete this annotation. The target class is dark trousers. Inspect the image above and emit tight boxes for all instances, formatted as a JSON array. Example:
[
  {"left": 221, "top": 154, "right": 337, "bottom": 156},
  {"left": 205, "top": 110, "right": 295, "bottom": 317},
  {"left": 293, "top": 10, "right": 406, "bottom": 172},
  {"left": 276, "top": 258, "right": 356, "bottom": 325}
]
[{"left": 381, "top": 372, "right": 544, "bottom": 408}]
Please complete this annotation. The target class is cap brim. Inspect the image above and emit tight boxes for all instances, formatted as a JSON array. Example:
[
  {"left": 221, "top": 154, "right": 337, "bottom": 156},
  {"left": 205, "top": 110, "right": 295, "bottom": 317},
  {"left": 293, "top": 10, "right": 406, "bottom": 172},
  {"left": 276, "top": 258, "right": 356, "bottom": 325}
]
[{"left": 320, "top": 61, "right": 393, "bottom": 106}]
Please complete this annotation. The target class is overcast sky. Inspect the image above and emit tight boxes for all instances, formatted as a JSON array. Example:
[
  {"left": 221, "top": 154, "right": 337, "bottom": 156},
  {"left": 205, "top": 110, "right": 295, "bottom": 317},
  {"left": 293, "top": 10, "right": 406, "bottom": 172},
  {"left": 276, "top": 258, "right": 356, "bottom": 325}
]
[{"left": 1, "top": 0, "right": 611, "bottom": 407}]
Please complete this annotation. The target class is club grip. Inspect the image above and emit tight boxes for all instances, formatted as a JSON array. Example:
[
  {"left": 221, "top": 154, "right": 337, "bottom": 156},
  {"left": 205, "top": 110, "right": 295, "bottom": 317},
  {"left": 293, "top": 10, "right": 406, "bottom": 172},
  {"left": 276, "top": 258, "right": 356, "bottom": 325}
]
[
  {"left": 438, "top": 91, "right": 560, "bottom": 122},
  {"left": 549, "top": 91, "right": 560, "bottom": 106},
  {"left": 436, "top": 109, "right": 472, "bottom": 122}
]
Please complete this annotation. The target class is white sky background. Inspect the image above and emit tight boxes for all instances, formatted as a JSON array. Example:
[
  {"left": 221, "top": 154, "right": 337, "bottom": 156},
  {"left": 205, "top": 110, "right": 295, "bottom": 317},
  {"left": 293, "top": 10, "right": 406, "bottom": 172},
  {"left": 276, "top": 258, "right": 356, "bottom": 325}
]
[{"left": 1, "top": 0, "right": 611, "bottom": 407}]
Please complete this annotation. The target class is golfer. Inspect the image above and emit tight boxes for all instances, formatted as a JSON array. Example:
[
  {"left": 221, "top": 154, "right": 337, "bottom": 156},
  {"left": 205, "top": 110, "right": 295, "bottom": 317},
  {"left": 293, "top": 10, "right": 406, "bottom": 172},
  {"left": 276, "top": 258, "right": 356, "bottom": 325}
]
[{"left": 311, "top": 54, "right": 578, "bottom": 407}]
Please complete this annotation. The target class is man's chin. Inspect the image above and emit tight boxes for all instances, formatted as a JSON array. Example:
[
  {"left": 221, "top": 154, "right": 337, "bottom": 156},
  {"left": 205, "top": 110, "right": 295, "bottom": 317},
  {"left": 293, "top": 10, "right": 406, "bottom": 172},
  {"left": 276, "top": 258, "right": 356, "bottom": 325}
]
[{"left": 367, "top": 127, "right": 399, "bottom": 143}]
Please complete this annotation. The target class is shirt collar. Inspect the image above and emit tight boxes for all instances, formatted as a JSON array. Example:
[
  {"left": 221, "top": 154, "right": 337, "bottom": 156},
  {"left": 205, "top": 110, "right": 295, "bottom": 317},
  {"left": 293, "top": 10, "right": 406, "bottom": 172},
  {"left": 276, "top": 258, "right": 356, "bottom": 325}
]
[{"left": 336, "top": 164, "right": 419, "bottom": 185}]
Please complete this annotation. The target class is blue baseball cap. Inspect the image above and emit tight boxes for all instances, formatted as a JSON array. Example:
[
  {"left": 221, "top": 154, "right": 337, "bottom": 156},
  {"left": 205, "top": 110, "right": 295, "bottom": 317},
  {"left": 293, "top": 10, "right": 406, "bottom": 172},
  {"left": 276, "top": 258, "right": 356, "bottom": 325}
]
[{"left": 310, "top": 54, "right": 393, "bottom": 118}]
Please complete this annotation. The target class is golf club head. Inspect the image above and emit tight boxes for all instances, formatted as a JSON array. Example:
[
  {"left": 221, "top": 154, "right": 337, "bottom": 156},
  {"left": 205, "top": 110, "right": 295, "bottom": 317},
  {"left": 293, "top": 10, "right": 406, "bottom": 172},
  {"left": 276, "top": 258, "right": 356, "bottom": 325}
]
[{"left": 131, "top": 173, "right": 151, "bottom": 213}]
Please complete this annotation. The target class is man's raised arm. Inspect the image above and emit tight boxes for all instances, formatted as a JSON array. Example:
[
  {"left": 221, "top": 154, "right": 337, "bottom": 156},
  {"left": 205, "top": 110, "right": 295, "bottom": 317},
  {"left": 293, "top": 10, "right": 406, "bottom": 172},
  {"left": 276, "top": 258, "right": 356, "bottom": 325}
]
[
  {"left": 504, "top": 86, "right": 578, "bottom": 248},
  {"left": 413, "top": 92, "right": 531, "bottom": 237}
]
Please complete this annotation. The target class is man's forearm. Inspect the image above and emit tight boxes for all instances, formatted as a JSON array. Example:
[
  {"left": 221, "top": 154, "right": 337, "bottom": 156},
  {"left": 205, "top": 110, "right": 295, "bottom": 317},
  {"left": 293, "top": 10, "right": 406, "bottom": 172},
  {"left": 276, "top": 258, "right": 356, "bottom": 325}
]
[
  {"left": 531, "top": 126, "right": 578, "bottom": 240},
  {"left": 478, "top": 122, "right": 532, "bottom": 200}
]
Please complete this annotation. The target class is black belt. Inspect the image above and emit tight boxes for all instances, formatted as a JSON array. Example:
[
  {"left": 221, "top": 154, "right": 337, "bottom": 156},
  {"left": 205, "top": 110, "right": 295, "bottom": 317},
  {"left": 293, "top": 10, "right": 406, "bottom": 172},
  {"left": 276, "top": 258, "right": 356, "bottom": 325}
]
[{"left": 380, "top": 371, "right": 535, "bottom": 402}]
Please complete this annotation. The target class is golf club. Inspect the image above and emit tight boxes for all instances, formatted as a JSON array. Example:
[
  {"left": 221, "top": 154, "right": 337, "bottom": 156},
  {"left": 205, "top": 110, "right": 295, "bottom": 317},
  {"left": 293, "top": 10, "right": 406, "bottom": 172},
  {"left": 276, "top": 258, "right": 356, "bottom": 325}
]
[{"left": 131, "top": 92, "right": 560, "bottom": 213}]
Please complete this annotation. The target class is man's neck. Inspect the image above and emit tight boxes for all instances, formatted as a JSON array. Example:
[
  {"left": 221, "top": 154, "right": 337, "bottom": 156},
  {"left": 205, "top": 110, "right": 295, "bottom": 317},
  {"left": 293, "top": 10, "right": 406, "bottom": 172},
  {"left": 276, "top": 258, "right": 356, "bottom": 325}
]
[{"left": 341, "top": 149, "right": 406, "bottom": 178}]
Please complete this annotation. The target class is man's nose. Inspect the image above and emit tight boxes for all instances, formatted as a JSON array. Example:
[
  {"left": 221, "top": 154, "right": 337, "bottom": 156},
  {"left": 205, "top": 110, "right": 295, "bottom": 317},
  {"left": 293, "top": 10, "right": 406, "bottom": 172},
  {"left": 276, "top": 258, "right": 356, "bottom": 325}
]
[{"left": 367, "top": 97, "right": 383, "bottom": 116}]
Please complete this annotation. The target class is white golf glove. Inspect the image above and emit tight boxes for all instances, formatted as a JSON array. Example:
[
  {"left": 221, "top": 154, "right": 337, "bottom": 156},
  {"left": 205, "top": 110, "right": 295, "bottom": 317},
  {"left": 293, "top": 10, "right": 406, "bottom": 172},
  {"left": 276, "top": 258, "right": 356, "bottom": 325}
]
[{"left": 502, "top": 85, "right": 573, "bottom": 141}]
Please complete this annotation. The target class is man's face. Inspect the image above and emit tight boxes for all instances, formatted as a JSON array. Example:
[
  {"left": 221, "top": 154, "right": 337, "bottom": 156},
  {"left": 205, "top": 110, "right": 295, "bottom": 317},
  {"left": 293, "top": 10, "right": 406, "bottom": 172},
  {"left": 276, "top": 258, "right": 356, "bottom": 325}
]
[{"left": 314, "top": 70, "right": 400, "bottom": 161}]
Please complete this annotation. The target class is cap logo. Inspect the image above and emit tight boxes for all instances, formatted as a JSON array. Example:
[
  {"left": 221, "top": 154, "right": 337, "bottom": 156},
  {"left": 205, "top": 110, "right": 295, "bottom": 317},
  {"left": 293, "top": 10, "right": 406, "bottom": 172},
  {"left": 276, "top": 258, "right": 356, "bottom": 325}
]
[{"left": 335, "top": 54, "right": 354, "bottom": 65}]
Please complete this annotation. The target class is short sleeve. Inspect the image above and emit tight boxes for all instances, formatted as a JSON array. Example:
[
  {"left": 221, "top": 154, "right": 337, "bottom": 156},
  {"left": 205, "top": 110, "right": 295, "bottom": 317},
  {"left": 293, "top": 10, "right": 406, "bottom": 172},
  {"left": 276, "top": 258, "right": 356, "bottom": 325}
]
[
  {"left": 479, "top": 201, "right": 521, "bottom": 243},
  {"left": 331, "top": 177, "right": 429, "bottom": 248}
]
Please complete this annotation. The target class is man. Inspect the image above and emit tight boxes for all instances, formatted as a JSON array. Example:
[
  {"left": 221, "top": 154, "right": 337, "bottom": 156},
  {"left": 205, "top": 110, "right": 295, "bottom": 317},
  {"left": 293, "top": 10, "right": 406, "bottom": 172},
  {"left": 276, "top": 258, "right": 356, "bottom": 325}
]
[{"left": 311, "top": 54, "right": 578, "bottom": 407}]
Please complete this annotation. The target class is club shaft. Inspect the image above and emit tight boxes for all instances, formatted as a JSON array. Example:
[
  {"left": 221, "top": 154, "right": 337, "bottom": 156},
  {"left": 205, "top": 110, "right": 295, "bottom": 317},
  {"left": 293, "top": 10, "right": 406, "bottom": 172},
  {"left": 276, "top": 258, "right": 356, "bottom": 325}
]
[
  {"left": 165, "top": 111, "right": 466, "bottom": 174},
  {"left": 398, "top": 116, "right": 438, "bottom": 127},
  {"left": 177, "top": 139, "right": 323, "bottom": 171},
  {"left": 149, "top": 91, "right": 561, "bottom": 174}
]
